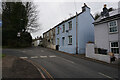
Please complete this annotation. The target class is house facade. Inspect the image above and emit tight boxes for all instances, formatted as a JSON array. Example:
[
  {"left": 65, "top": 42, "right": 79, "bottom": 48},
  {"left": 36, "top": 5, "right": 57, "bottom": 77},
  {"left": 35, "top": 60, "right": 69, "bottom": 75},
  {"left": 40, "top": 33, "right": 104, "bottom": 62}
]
[
  {"left": 55, "top": 4, "right": 94, "bottom": 54},
  {"left": 32, "top": 37, "right": 42, "bottom": 46},
  {"left": 0, "top": 13, "right": 1, "bottom": 27},
  {"left": 94, "top": 6, "right": 120, "bottom": 59},
  {"left": 43, "top": 27, "right": 56, "bottom": 49}
]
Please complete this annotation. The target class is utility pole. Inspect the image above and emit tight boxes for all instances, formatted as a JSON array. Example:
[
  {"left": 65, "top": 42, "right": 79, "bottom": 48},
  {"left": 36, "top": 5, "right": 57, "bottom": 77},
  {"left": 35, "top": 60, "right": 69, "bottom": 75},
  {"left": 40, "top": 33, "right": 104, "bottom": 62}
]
[{"left": 76, "top": 12, "right": 78, "bottom": 54}]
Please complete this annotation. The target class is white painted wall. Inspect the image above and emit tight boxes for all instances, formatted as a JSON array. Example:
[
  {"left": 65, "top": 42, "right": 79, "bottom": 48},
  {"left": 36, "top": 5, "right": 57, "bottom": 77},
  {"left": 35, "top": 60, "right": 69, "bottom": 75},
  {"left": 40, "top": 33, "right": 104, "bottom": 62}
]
[{"left": 86, "top": 43, "right": 110, "bottom": 63}]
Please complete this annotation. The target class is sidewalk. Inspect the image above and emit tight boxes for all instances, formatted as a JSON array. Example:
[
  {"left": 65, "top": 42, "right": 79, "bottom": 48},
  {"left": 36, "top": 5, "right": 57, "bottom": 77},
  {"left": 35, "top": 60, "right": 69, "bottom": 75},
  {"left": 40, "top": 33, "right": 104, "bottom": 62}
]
[{"left": 2, "top": 55, "right": 41, "bottom": 78}]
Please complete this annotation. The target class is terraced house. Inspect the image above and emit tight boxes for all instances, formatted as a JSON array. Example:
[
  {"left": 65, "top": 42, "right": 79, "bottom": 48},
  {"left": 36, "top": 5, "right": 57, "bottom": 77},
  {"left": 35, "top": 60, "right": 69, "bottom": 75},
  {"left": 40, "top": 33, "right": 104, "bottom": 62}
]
[
  {"left": 94, "top": 5, "right": 120, "bottom": 59},
  {"left": 55, "top": 3, "right": 94, "bottom": 54},
  {"left": 43, "top": 3, "right": 94, "bottom": 54},
  {"left": 43, "top": 27, "right": 56, "bottom": 49}
]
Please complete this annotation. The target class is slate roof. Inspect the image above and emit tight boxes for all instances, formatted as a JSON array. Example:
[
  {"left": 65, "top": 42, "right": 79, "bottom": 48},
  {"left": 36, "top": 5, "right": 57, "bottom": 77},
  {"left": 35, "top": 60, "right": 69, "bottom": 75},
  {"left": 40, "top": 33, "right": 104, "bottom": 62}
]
[{"left": 94, "top": 8, "right": 120, "bottom": 24}]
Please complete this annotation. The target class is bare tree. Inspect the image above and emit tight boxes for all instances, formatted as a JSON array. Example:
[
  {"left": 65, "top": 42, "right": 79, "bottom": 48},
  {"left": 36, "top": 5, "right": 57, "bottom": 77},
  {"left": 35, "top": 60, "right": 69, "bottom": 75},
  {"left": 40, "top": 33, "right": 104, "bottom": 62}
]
[{"left": 25, "top": 2, "right": 40, "bottom": 33}]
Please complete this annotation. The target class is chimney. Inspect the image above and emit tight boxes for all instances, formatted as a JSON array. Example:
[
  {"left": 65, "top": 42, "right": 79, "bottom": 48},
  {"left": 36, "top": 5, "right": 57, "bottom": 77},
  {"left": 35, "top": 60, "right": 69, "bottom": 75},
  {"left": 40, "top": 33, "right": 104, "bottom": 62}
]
[
  {"left": 82, "top": 3, "right": 87, "bottom": 12},
  {"left": 101, "top": 4, "right": 109, "bottom": 17}
]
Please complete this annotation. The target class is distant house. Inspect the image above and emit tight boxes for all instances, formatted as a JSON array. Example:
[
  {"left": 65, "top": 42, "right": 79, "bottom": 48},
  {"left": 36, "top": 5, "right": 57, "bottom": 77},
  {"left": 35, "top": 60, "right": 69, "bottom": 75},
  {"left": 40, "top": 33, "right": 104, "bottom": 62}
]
[
  {"left": 0, "top": 20, "right": 1, "bottom": 27},
  {"left": 43, "top": 27, "right": 56, "bottom": 49},
  {"left": 55, "top": 3, "right": 94, "bottom": 54},
  {"left": 32, "top": 36, "right": 43, "bottom": 46},
  {"left": 0, "top": 14, "right": 2, "bottom": 27}
]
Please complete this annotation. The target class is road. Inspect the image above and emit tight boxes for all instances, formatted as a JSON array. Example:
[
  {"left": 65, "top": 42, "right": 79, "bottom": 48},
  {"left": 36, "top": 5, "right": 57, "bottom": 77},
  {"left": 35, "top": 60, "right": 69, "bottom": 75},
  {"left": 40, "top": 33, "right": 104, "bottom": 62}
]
[{"left": 3, "top": 47, "right": 119, "bottom": 79}]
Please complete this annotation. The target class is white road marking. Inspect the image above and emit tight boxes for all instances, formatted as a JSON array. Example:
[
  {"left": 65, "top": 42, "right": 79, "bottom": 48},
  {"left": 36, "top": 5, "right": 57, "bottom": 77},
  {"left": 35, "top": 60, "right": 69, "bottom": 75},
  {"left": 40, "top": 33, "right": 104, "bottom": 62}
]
[
  {"left": 28, "top": 50, "right": 33, "bottom": 52},
  {"left": 98, "top": 72, "right": 113, "bottom": 79},
  {"left": 41, "top": 50, "right": 44, "bottom": 52},
  {"left": 21, "top": 51, "right": 26, "bottom": 53},
  {"left": 49, "top": 55, "right": 56, "bottom": 58},
  {"left": 59, "top": 57, "right": 74, "bottom": 64},
  {"left": 40, "top": 56, "right": 47, "bottom": 58},
  {"left": 31, "top": 56, "right": 38, "bottom": 59},
  {"left": 20, "top": 57, "right": 28, "bottom": 59}
]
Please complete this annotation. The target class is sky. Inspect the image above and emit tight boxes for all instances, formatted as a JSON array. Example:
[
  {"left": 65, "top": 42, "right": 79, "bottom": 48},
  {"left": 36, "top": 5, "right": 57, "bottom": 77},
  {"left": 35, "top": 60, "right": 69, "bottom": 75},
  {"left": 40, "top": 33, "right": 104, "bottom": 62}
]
[
  {"left": 31, "top": 1, "right": 118, "bottom": 39},
  {"left": 0, "top": 0, "right": 119, "bottom": 39}
]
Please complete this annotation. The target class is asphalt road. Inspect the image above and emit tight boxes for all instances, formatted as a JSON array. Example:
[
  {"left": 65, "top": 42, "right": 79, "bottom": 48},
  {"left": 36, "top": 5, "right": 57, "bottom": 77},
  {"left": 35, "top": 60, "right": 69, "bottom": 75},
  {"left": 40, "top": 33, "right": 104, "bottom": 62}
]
[{"left": 2, "top": 47, "right": 119, "bottom": 79}]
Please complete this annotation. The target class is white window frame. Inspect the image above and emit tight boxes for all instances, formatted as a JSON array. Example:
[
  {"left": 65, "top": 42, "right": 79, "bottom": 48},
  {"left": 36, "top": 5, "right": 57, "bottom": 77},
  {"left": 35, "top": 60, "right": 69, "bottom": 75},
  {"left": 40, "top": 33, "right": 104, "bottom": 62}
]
[
  {"left": 110, "top": 41, "right": 119, "bottom": 54},
  {"left": 68, "top": 36, "right": 72, "bottom": 45},
  {"left": 68, "top": 21, "right": 72, "bottom": 30},
  {"left": 108, "top": 20, "right": 118, "bottom": 33}
]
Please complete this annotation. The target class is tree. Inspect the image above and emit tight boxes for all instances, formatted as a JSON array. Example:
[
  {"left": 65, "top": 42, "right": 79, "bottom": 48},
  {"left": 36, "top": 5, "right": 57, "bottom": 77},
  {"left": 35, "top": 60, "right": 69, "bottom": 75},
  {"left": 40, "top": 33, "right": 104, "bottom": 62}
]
[
  {"left": 25, "top": 2, "right": 40, "bottom": 33},
  {"left": 2, "top": 1, "right": 39, "bottom": 47},
  {"left": 94, "top": 13, "right": 100, "bottom": 20}
]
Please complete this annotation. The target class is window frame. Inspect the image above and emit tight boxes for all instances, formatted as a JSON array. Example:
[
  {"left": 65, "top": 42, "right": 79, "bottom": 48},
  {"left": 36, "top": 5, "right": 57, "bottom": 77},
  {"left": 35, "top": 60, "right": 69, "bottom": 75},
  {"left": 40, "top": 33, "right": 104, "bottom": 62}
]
[
  {"left": 108, "top": 20, "right": 118, "bottom": 33},
  {"left": 62, "top": 24, "right": 65, "bottom": 33},
  {"left": 110, "top": 41, "right": 119, "bottom": 54},
  {"left": 57, "top": 38, "right": 59, "bottom": 45},
  {"left": 57, "top": 26, "right": 59, "bottom": 35},
  {"left": 68, "top": 21, "right": 72, "bottom": 30},
  {"left": 68, "top": 36, "right": 72, "bottom": 45},
  {"left": 62, "top": 37, "right": 65, "bottom": 46}
]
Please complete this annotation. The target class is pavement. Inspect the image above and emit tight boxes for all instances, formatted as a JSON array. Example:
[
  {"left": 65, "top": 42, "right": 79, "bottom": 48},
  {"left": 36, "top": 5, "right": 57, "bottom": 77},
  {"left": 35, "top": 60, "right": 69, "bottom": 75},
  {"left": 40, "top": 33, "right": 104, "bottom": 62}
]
[
  {"left": 2, "top": 55, "right": 41, "bottom": 79},
  {"left": 2, "top": 47, "right": 120, "bottom": 79}
]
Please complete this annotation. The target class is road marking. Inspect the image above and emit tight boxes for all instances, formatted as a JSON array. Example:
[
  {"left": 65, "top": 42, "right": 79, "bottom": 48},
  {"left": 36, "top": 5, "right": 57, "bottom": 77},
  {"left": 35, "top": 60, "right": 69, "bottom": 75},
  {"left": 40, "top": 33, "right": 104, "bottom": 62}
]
[
  {"left": 20, "top": 57, "right": 28, "bottom": 59},
  {"left": 24, "top": 59, "right": 46, "bottom": 79},
  {"left": 24, "top": 59, "right": 54, "bottom": 79},
  {"left": 21, "top": 51, "right": 26, "bottom": 53},
  {"left": 49, "top": 55, "right": 56, "bottom": 58},
  {"left": 40, "top": 56, "right": 47, "bottom": 58},
  {"left": 98, "top": 72, "right": 113, "bottom": 79},
  {"left": 59, "top": 57, "right": 74, "bottom": 64},
  {"left": 27, "top": 50, "right": 33, "bottom": 52},
  {"left": 41, "top": 50, "right": 44, "bottom": 52},
  {"left": 31, "top": 56, "right": 38, "bottom": 59},
  {"left": 39, "top": 64, "right": 54, "bottom": 79}
]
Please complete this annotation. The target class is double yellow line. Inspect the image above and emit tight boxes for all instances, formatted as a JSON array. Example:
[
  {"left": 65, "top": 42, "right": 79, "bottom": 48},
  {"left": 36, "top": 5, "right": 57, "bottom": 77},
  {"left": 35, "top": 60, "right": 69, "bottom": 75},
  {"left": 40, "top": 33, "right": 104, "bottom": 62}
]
[{"left": 23, "top": 58, "right": 54, "bottom": 80}]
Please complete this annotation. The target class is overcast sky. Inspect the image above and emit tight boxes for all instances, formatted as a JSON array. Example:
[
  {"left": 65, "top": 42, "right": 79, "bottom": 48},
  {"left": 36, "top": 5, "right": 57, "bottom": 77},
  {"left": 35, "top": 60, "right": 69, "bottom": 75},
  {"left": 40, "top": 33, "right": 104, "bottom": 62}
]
[
  {"left": 0, "top": 0, "right": 119, "bottom": 39},
  {"left": 31, "top": 1, "right": 118, "bottom": 39}
]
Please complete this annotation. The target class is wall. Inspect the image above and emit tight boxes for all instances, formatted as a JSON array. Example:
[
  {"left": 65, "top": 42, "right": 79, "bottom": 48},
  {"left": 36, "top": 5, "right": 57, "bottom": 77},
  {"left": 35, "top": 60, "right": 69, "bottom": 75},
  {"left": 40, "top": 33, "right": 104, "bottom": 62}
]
[
  {"left": 94, "top": 19, "right": 120, "bottom": 58},
  {"left": 55, "top": 17, "right": 76, "bottom": 54},
  {"left": 94, "top": 23, "right": 109, "bottom": 51},
  {"left": 77, "top": 8, "right": 94, "bottom": 54},
  {"left": 86, "top": 43, "right": 110, "bottom": 63},
  {"left": 55, "top": 6, "right": 94, "bottom": 54}
]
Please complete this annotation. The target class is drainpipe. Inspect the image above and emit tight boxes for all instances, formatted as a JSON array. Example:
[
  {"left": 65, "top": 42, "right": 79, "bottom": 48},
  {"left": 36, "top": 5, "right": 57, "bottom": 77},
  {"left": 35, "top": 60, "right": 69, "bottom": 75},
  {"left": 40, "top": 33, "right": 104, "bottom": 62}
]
[{"left": 76, "top": 12, "right": 78, "bottom": 54}]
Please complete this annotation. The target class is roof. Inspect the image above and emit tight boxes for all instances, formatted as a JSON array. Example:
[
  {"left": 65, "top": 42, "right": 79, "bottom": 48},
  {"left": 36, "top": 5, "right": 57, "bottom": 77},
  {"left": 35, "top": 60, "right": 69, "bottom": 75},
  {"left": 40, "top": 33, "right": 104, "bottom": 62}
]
[
  {"left": 43, "top": 4, "right": 93, "bottom": 34},
  {"left": 94, "top": 8, "right": 120, "bottom": 25},
  {"left": 54, "top": 12, "right": 83, "bottom": 28}
]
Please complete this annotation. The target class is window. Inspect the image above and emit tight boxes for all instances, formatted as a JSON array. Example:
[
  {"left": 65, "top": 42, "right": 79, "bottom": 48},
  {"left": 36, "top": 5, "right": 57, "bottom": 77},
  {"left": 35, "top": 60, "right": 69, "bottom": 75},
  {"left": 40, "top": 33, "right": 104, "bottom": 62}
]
[
  {"left": 47, "top": 32, "right": 49, "bottom": 37},
  {"left": 110, "top": 42, "right": 119, "bottom": 54},
  {"left": 62, "top": 37, "right": 65, "bottom": 46},
  {"left": 57, "top": 27, "right": 59, "bottom": 34},
  {"left": 57, "top": 38, "right": 59, "bottom": 45},
  {"left": 108, "top": 20, "right": 118, "bottom": 33},
  {"left": 68, "top": 21, "right": 72, "bottom": 30},
  {"left": 68, "top": 36, "right": 72, "bottom": 45},
  {"left": 62, "top": 24, "right": 65, "bottom": 33}
]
